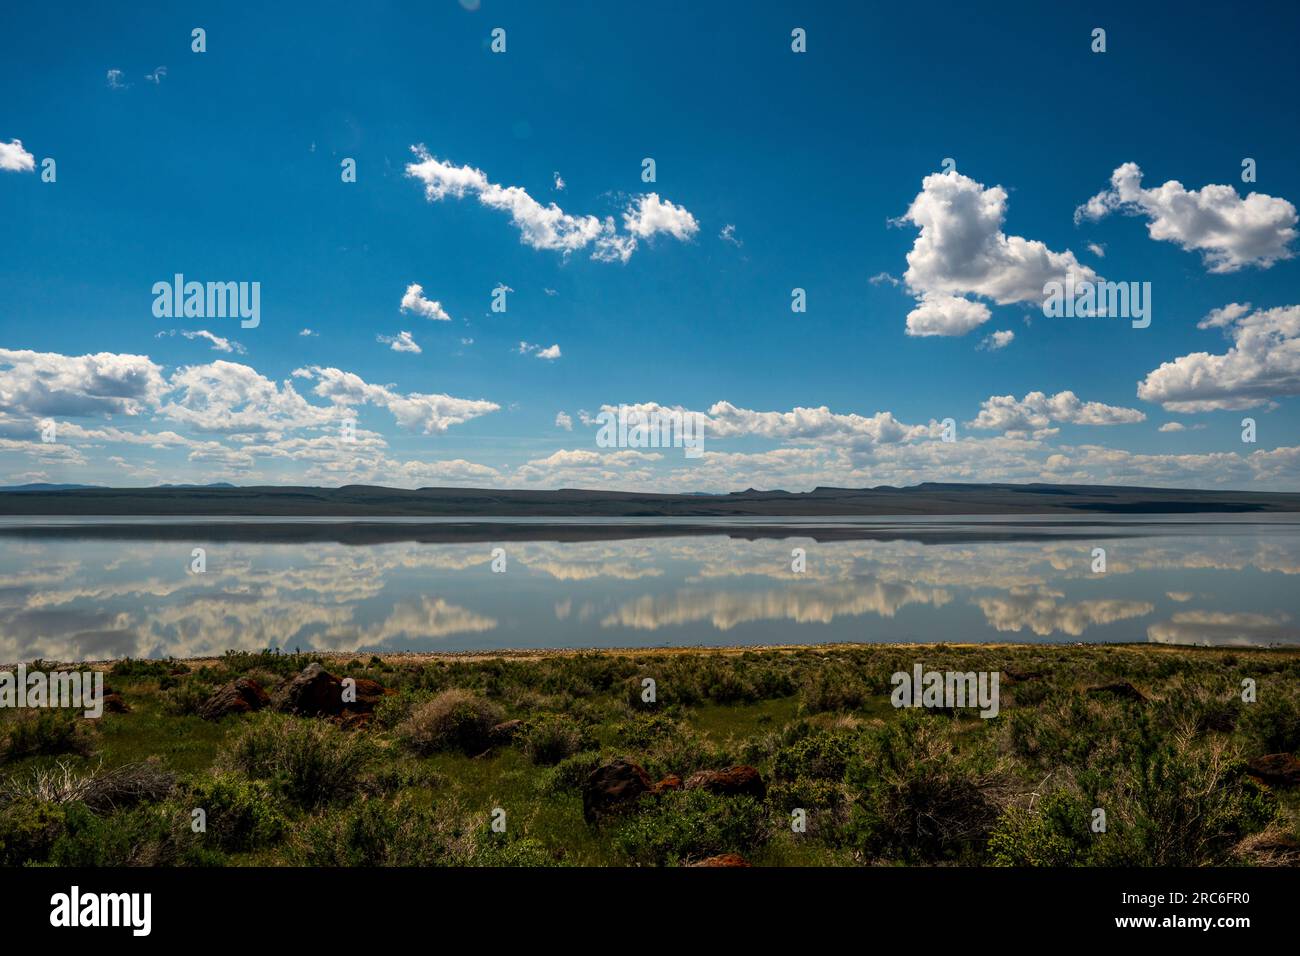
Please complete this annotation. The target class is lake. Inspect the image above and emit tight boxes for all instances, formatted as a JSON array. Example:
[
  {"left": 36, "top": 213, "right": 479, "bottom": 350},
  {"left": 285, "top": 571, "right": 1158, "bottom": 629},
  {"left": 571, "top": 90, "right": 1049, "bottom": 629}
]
[{"left": 1, "top": 514, "right": 1298, "bottom": 662}]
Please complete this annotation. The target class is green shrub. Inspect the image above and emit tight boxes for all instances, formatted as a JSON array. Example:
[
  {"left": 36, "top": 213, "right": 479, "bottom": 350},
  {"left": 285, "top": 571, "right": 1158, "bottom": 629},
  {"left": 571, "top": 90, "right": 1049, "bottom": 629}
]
[
  {"left": 773, "top": 727, "right": 858, "bottom": 781},
  {"left": 46, "top": 801, "right": 222, "bottom": 867},
  {"left": 218, "top": 713, "right": 373, "bottom": 808},
  {"left": 469, "top": 833, "right": 556, "bottom": 866},
  {"left": 185, "top": 773, "right": 288, "bottom": 851},
  {"left": 614, "top": 789, "right": 769, "bottom": 866},
  {"left": 522, "top": 715, "right": 596, "bottom": 766},
  {"left": 397, "top": 689, "right": 502, "bottom": 755},
  {"left": 545, "top": 750, "right": 603, "bottom": 794},
  {"left": 766, "top": 778, "right": 851, "bottom": 844},
  {"left": 612, "top": 712, "right": 681, "bottom": 748},
  {"left": 992, "top": 728, "right": 1276, "bottom": 866},
  {"left": 0, "top": 798, "right": 67, "bottom": 865},
  {"left": 845, "top": 710, "right": 1004, "bottom": 863},
  {"left": 1240, "top": 687, "right": 1300, "bottom": 754},
  {"left": 219, "top": 649, "right": 317, "bottom": 678},
  {"left": 290, "top": 797, "right": 552, "bottom": 867},
  {"left": 988, "top": 790, "right": 1094, "bottom": 866},
  {"left": 109, "top": 658, "right": 174, "bottom": 679},
  {"left": 1092, "top": 733, "right": 1275, "bottom": 866},
  {"left": 798, "top": 664, "right": 869, "bottom": 714},
  {"left": 372, "top": 689, "right": 419, "bottom": 730},
  {"left": 161, "top": 680, "right": 216, "bottom": 717},
  {"left": 292, "top": 798, "right": 454, "bottom": 866},
  {"left": 1, "top": 710, "right": 95, "bottom": 759}
]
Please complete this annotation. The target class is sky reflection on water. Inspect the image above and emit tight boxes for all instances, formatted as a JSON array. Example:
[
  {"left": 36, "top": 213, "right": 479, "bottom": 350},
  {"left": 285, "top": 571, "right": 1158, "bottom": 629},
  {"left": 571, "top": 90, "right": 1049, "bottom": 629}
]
[{"left": 1, "top": 517, "right": 1298, "bottom": 661}]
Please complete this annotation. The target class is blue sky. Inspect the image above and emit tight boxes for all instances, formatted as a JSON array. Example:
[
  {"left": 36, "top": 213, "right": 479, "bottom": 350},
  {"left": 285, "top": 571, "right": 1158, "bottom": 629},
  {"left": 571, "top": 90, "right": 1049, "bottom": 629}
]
[{"left": 2, "top": 0, "right": 1299, "bottom": 491}]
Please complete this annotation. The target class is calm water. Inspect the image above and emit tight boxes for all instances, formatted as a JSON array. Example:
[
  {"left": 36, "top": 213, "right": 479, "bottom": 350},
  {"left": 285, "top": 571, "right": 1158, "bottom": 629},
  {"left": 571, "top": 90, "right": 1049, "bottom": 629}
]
[{"left": 1, "top": 515, "right": 1298, "bottom": 661}]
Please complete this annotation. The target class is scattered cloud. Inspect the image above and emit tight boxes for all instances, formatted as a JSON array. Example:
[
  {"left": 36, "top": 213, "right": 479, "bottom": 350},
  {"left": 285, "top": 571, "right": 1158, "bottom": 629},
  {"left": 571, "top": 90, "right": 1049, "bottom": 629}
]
[
  {"left": 1138, "top": 303, "right": 1300, "bottom": 411},
  {"left": 0, "top": 138, "right": 35, "bottom": 173},
  {"left": 0, "top": 348, "right": 167, "bottom": 418},
  {"left": 405, "top": 146, "right": 697, "bottom": 263},
  {"left": 295, "top": 365, "right": 499, "bottom": 434},
  {"left": 1198, "top": 302, "right": 1251, "bottom": 330},
  {"left": 898, "top": 169, "right": 1098, "bottom": 336},
  {"left": 979, "top": 330, "right": 1015, "bottom": 351},
  {"left": 719, "top": 223, "right": 742, "bottom": 247},
  {"left": 1076, "top": 162, "right": 1297, "bottom": 272},
  {"left": 555, "top": 411, "right": 573, "bottom": 431},
  {"left": 518, "top": 341, "right": 561, "bottom": 360},
  {"left": 377, "top": 331, "right": 421, "bottom": 354},
  {"left": 144, "top": 66, "right": 167, "bottom": 84},
  {"left": 106, "top": 69, "right": 128, "bottom": 90},
  {"left": 969, "top": 390, "right": 1145, "bottom": 438},
  {"left": 906, "top": 293, "right": 992, "bottom": 337},
  {"left": 623, "top": 193, "right": 699, "bottom": 241},
  {"left": 399, "top": 283, "right": 451, "bottom": 321},
  {"left": 553, "top": 171, "right": 565, "bottom": 191},
  {"left": 180, "top": 330, "right": 245, "bottom": 354}
]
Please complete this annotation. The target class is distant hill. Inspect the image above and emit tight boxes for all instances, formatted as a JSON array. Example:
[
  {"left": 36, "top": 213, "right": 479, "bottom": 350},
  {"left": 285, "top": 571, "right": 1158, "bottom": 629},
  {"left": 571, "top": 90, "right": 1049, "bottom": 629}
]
[
  {"left": 0, "top": 482, "right": 1297, "bottom": 517},
  {"left": 0, "top": 483, "right": 101, "bottom": 492}
]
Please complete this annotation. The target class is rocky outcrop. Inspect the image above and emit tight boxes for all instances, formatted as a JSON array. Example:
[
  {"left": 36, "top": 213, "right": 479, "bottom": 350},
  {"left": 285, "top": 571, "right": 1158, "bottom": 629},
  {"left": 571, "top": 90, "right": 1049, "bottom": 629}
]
[
  {"left": 1247, "top": 753, "right": 1300, "bottom": 787},
  {"left": 688, "top": 853, "right": 752, "bottom": 867},
  {"left": 345, "top": 677, "right": 391, "bottom": 713},
  {"left": 198, "top": 677, "right": 270, "bottom": 720},
  {"left": 683, "top": 766, "right": 766, "bottom": 799},
  {"left": 652, "top": 774, "right": 682, "bottom": 794},
  {"left": 583, "top": 758, "right": 653, "bottom": 824},
  {"left": 1084, "top": 681, "right": 1147, "bottom": 703},
  {"left": 273, "top": 663, "right": 390, "bottom": 718}
]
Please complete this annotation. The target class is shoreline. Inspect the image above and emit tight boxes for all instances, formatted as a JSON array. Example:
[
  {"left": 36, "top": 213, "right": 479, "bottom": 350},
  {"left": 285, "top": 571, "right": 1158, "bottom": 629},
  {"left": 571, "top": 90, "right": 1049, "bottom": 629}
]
[{"left": 10, "top": 638, "right": 1300, "bottom": 672}]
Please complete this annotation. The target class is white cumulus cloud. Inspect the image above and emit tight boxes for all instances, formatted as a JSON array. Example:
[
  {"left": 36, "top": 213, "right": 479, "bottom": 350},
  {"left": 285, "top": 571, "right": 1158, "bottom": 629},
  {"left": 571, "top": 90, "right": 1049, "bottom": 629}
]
[
  {"left": 400, "top": 283, "right": 451, "bottom": 321},
  {"left": 378, "top": 331, "right": 421, "bottom": 354},
  {"left": 906, "top": 293, "right": 992, "bottom": 337},
  {"left": 1076, "top": 162, "right": 1297, "bottom": 272},
  {"left": 404, "top": 146, "right": 696, "bottom": 263},
  {"left": 897, "top": 169, "right": 1097, "bottom": 336},
  {"left": 0, "top": 138, "right": 36, "bottom": 173},
  {"left": 1138, "top": 303, "right": 1300, "bottom": 411},
  {"left": 969, "top": 390, "right": 1145, "bottom": 438}
]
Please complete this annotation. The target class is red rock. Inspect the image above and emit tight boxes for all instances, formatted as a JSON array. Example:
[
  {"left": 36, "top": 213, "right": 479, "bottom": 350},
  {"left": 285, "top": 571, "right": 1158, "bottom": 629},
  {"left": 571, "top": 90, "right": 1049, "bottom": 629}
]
[
  {"left": 684, "top": 765, "right": 766, "bottom": 799},
  {"left": 1247, "top": 753, "right": 1300, "bottom": 787},
  {"left": 273, "top": 663, "right": 345, "bottom": 717},
  {"left": 198, "top": 677, "right": 270, "bottom": 720},
  {"left": 344, "top": 676, "right": 392, "bottom": 713},
  {"left": 583, "top": 758, "right": 653, "bottom": 824},
  {"left": 690, "top": 853, "right": 752, "bottom": 867},
  {"left": 653, "top": 774, "right": 682, "bottom": 794}
]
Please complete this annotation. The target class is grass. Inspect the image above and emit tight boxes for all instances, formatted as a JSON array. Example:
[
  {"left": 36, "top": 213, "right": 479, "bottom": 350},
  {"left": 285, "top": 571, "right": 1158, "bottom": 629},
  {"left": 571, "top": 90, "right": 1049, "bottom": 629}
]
[{"left": 1, "top": 642, "right": 1298, "bottom": 867}]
